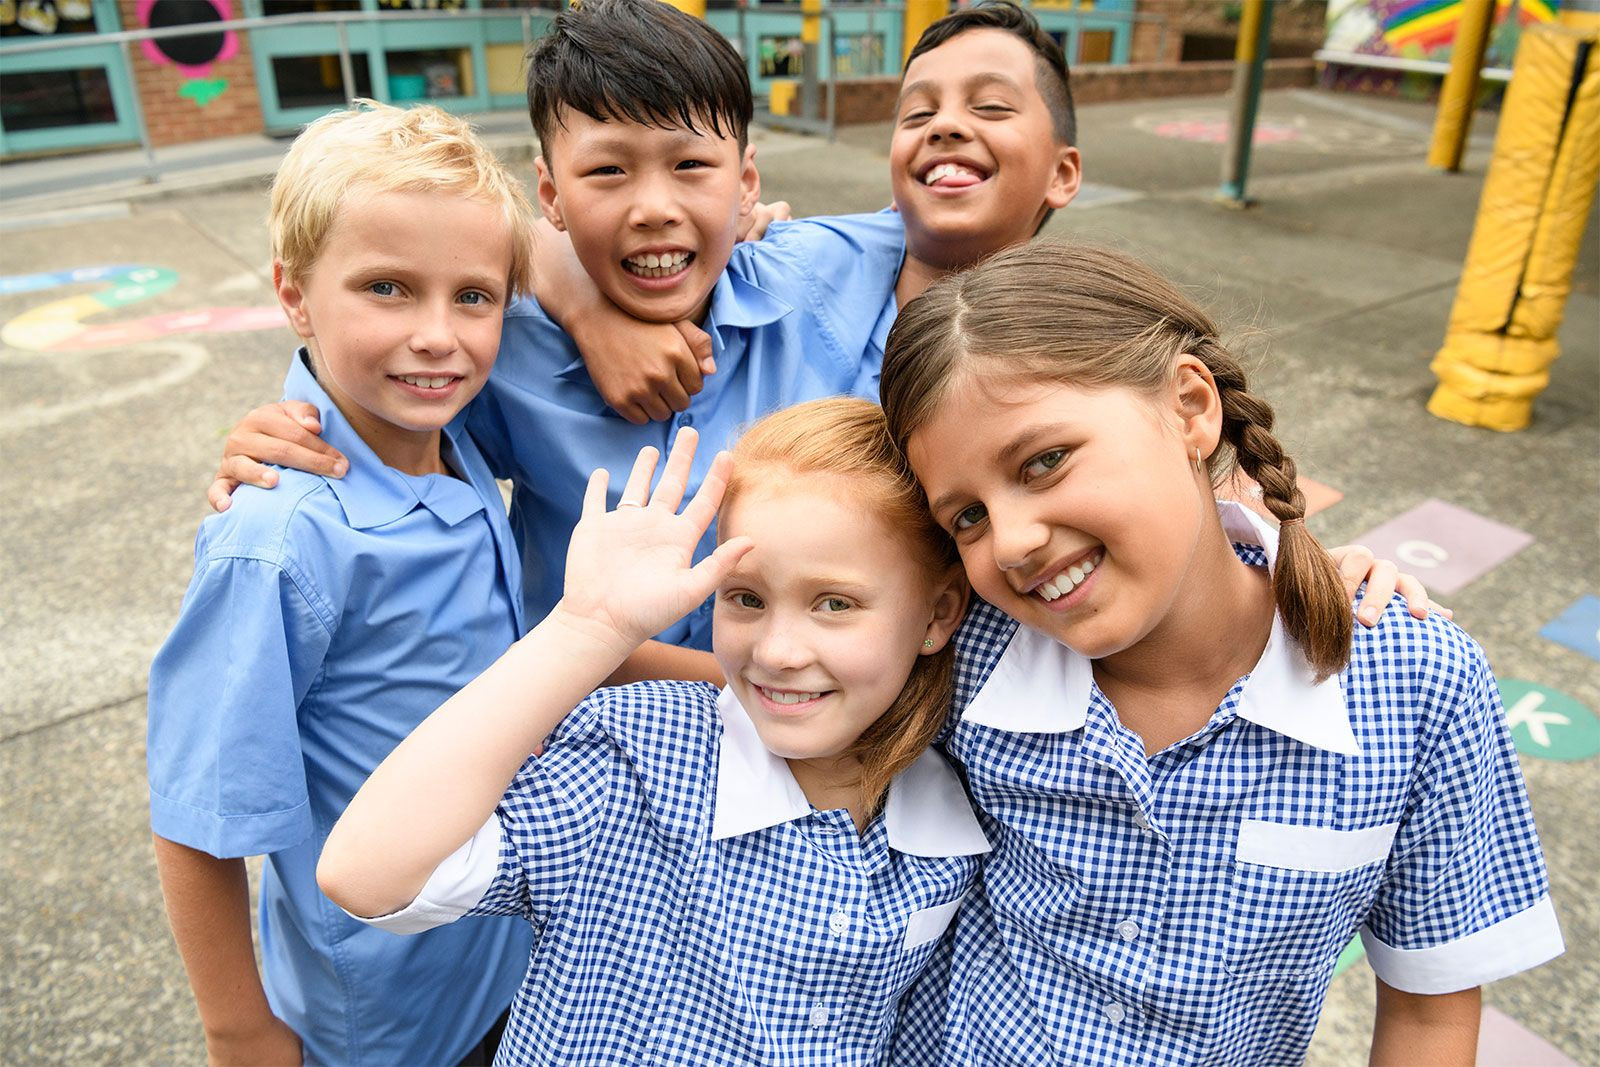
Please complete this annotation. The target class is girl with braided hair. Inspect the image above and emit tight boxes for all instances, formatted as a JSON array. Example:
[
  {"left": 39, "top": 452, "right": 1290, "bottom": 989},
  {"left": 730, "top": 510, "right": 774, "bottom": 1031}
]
[{"left": 879, "top": 241, "right": 1562, "bottom": 1065}]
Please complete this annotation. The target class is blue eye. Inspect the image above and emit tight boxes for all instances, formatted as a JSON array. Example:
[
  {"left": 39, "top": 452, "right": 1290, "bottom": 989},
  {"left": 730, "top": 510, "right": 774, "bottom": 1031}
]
[
  {"left": 369, "top": 281, "right": 397, "bottom": 297},
  {"left": 734, "top": 592, "right": 763, "bottom": 609},
  {"left": 818, "top": 597, "right": 851, "bottom": 613},
  {"left": 1023, "top": 449, "right": 1066, "bottom": 478},
  {"left": 952, "top": 503, "right": 987, "bottom": 532},
  {"left": 459, "top": 290, "right": 486, "bottom": 306}
]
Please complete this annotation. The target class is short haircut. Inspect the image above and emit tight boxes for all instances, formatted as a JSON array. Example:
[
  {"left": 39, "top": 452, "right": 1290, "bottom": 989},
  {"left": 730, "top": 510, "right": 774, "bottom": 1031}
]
[
  {"left": 905, "top": 0, "right": 1076, "bottom": 146},
  {"left": 270, "top": 100, "right": 536, "bottom": 295},
  {"left": 526, "top": 0, "right": 753, "bottom": 158}
]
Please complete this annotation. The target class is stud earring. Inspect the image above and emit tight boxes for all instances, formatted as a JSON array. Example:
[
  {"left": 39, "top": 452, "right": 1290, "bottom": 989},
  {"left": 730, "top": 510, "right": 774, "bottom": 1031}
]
[{"left": 923, "top": 638, "right": 935, "bottom": 649}]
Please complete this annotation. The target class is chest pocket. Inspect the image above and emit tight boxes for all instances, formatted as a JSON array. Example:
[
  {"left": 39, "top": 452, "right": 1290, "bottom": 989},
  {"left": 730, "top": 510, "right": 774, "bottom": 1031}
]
[{"left": 1224, "top": 819, "right": 1397, "bottom": 979}]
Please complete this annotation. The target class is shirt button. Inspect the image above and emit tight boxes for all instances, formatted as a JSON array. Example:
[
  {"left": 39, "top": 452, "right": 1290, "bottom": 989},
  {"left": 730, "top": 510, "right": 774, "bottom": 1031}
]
[
  {"left": 1116, "top": 920, "right": 1141, "bottom": 942},
  {"left": 809, "top": 1003, "right": 829, "bottom": 1028},
  {"left": 1105, "top": 1003, "right": 1128, "bottom": 1024},
  {"left": 678, "top": 413, "right": 695, "bottom": 427},
  {"left": 829, "top": 910, "right": 849, "bottom": 937},
  {"left": 1133, "top": 811, "right": 1152, "bottom": 831}
]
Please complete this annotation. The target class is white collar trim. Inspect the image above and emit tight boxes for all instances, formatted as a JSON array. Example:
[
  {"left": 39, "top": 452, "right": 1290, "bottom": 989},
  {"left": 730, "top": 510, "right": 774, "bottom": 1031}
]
[
  {"left": 962, "top": 502, "right": 1359, "bottom": 755},
  {"left": 709, "top": 687, "right": 991, "bottom": 856}
]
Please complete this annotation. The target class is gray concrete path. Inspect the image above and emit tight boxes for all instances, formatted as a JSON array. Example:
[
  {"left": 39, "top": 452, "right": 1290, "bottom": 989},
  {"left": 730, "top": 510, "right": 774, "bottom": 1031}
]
[{"left": 2, "top": 89, "right": 1595, "bottom": 1064}]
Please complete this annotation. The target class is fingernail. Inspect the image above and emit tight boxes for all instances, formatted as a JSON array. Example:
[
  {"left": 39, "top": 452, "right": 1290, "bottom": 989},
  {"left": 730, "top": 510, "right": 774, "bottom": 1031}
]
[
  {"left": 1360, "top": 606, "right": 1377, "bottom": 624},
  {"left": 333, "top": 460, "right": 348, "bottom": 477}
]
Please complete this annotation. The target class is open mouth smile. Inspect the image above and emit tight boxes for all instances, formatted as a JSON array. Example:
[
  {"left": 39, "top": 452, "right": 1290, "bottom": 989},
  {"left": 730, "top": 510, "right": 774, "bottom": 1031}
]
[
  {"left": 918, "top": 159, "right": 991, "bottom": 189},
  {"left": 1030, "top": 548, "right": 1104, "bottom": 603},
  {"left": 622, "top": 250, "right": 694, "bottom": 279}
]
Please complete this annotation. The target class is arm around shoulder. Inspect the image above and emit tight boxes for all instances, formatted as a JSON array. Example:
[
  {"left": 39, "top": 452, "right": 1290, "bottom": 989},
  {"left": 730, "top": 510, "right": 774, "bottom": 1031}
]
[{"left": 1369, "top": 979, "right": 1478, "bottom": 1066}]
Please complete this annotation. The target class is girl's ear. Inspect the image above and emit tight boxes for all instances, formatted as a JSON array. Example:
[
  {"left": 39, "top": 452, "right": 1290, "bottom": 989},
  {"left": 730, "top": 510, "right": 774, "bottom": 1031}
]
[
  {"left": 1173, "top": 354, "right": 1223, "bottom": 467},
  {"left": 920, "top": 570, "right": 971, "bottom": 655},
  {"left": 273, "top": 260, "right": 315, "bottom": 340},
  {"left": 535, "top": 156, "right": 566, "bottom": 232}
]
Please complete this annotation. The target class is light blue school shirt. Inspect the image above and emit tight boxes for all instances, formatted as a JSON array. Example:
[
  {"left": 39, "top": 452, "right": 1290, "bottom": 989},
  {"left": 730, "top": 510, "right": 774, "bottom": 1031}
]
[
  {"left": 467, "top": 211, "right": 906, "bottom": 651},
  {"left": 147, "top": 352, "right": 534, "bottom": 1066},
  {"left": 361, "top": 682, "right": 990, "bottom": 1066},
  {"left": 893, "top": 503, "right": 1563, "bottom": 1065}
]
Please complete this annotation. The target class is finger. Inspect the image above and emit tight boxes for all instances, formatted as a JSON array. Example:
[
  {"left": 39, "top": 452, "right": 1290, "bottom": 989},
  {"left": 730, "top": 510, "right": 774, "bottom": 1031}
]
[
  {"left": 280, "top": 400, "right": 322, "bottom": 432},
  {"left": 770, "top": 200, "right": 792, "bottom": 222},
  {"left": 1354, "top": 560, "right": 1397, "bottom": 627},
  {"left": 581, "top": 467, "right": 610, "bottom": 521},
  {"left": 660, "top": 372, "right": 694, "bottom": 414},
  {"left": 207, "top": 477, "right": 239, "bottom": 514},
  {"left": 1333, "top": 545, "right": 1375, "bottom": 599},
  {"left": 680, "top": 448, "right": 732, "bottom": 533},
  {"left": 638, "top": 392, "right": 673, "bottom": 423},
  {"left": 650, "top": 427, "right": 700, "bottom": 513},
  {"left": 1431, "top": 599, "right": 1454, "bottom": 621},
  {"left": 618, "top": 402, "right": 649, "bottom": 427},
  {"left": 230, "top": 428, "right": 348, "bottom": 478},
  {"left": 687, "top": 535, "right": 754, "bottom": 599},
  {"left": 675, "top": 321, "right": 715, "bottom": 378},
  {"left": 220, "top": 454, "right": 280, "bottom": 490},
  {"left": 1395, "top": 574, "right": 1433, "bottom": 620},
  {"left": 619, "top": 446, "right": 660, "bottom": 507}
]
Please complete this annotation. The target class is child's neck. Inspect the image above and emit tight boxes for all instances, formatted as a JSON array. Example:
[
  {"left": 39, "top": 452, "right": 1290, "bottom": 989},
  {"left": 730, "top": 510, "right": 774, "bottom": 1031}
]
[
  {"left": 1093, "top": 526, "right": 1275, "bottom": 755},
  {"left": 894, "top": 253, "right": 949, "bottom": 309},
  {"left": 787, "top": 755, "right": 868, "bottom": 834},
  {"left": 336, "top": 399, "right": 452, "bottom": 479}
]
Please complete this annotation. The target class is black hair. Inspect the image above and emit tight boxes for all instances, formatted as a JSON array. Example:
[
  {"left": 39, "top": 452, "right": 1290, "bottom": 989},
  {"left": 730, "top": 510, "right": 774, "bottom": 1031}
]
[
  {"left": 905, "top": 0, "right": 1076, "bottom": 147},
  {"left": 526, "top": 0, "right": 753, "bottom": 159}
]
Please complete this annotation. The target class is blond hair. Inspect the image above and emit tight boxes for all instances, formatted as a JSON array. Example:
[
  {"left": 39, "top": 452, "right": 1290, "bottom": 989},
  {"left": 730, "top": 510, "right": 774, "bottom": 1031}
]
[
  {"left": 881, "top": 242, "right": 1353, "bottom": 682},
  {"left": 270, "top": 100, "right": 535, "bottom": 294},
  {"left": 723, "top": 396, "right": 964, "bottom": 817}
]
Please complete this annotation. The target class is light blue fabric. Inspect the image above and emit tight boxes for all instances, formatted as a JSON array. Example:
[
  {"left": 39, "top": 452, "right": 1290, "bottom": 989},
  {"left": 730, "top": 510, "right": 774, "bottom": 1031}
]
[
  {"left": 468, "top": 211, "right": 906, "bottom": 651},
  {"left": 148, "top": 352, "right": 533, "bottom": 1066}
]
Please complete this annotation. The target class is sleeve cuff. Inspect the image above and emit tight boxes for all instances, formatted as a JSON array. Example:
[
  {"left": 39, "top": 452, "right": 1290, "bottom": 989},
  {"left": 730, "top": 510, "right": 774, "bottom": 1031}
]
[
  {"left": 345, "top": 815, "right": 504, "bottom": 935},
  {"left": 1361, "top": 894, "right": 1565, "bottom": 993}
]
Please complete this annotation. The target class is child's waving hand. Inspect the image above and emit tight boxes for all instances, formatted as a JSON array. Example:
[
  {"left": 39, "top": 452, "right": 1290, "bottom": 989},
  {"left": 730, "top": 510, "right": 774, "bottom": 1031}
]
[{"left": 556, "top": 429, "right": 754, "bottom": 657}]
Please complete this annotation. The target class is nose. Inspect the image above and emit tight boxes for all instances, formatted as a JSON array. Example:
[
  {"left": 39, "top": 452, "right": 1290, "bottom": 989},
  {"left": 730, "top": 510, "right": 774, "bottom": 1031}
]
[
  {"left": 751, "top": 617, "right": 813, "bottom": 675},
  {"left": 926, "top": 107, "right": 971, "bottom": 145},
  {"left": 988, "top": 500, "right": 1051, "bottom": 576},
  {"left": 409, "top": 299, "right": 460, "bottom": 358},
  {"left": 628, "top": 171, "right": 683, "bottom": 230}
]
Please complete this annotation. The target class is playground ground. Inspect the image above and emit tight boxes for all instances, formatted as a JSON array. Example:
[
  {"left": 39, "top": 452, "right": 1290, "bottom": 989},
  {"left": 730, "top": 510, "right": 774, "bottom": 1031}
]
[{"left": 2, "top": 87, "right": 1596, "bottom": 1064}]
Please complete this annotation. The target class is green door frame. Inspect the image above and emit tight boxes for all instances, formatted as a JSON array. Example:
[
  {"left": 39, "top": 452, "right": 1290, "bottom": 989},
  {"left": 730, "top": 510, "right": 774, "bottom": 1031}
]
[{"left": 0, "top": 1, "right": 142, "bottom": 157}]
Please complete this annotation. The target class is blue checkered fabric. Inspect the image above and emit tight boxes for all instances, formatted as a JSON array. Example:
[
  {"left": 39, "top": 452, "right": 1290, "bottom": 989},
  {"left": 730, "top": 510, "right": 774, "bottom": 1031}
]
[
  {"left": 893, "top": 542, "right": 1555, "bottom": 1065},
  {"left": 463, "top": 680, "right": 980, "bottom": 1066}
]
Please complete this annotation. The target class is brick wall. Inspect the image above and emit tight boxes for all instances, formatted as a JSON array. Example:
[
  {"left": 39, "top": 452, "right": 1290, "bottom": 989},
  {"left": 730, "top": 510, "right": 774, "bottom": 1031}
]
[{"left": 119, "top": 0, "right": 264, "bottom": 147}]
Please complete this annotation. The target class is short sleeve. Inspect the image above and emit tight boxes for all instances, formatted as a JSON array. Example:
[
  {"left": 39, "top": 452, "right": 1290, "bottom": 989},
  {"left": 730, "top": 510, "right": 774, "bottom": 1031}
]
[
  {"left": 1360, "top": 638, "right": 1564, "bottom": 992},
  {"left": 465, "top": 698, "right": 628, "bottom": 925},
  {"left": 147, "top": 551, "right": 334, "bottom": 858}
]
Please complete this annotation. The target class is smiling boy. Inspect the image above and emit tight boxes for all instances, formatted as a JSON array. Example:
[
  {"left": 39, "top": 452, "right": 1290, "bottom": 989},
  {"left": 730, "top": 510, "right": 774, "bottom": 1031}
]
[{"left": 147, "top": 103, "right": 537, "bottom": 1065}]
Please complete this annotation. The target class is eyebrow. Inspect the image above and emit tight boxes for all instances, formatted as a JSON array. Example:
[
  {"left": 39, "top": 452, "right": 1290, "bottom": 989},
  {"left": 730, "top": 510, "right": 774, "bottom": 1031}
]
[
  {"left": 898, "top": 70, "right": 1028, "bottom": 105},
  {"left": 924, "top": 421, "right": 1062, "bottom": 518}
]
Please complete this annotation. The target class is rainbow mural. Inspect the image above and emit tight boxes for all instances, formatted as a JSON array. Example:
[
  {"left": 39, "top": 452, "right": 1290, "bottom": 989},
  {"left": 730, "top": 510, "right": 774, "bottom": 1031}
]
[{"left": 1327, "top": 0, "right": 1561, "bottom": 68}]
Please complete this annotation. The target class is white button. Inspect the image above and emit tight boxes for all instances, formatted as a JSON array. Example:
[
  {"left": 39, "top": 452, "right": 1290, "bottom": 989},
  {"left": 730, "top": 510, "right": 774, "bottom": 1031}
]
[
  {"left": 1116, "top": 920, "right": 1140, "bottom": 942},
  {"left": 1105, "top": 1003, "right": 1127, "bottom": 1024},
  {"left": 828, "top": 910, "right": 849, "bottom": 937},
  {"left": 809, "top": 1003, "right": 829, "bottom": 1028},
  {"left": 1133, "top": 811, "right": 1152, "bottom": 831}
]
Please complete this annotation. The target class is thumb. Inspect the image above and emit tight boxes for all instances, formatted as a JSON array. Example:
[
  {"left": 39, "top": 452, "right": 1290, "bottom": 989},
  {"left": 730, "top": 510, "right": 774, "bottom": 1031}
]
[
  {"left": 686, "top": 536, "right": 753, "bottom": 599},
  {"left": 675, "top": 320, "right": 715, "bottom": 376}
]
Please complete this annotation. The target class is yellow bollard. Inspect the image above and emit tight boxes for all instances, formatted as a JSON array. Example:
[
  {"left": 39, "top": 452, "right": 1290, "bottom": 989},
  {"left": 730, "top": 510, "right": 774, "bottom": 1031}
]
[
  {"left": 903, "top": 0, "right": 947, "bottom": 63},
  {"left": 1428, "top": 22, "right": 1600, "bottom": 431},
  {"left": 1427, "top": 0, "right": 1496, "bottom": 172},
  {"left": 659, "top": 0, "right": 707, "bottom": 17}
]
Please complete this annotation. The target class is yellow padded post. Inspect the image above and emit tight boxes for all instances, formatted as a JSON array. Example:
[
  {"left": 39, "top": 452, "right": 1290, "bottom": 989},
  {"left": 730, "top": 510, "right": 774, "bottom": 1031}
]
[
  {"left": 903, "top": 0, "right": 947, "bottom": 63},
  {"left": 1428, "top": 0, "right": 1496, "bottom": 172},
  {"left": 1429, "top": 22, "right": 1600, "bottom": 431}
]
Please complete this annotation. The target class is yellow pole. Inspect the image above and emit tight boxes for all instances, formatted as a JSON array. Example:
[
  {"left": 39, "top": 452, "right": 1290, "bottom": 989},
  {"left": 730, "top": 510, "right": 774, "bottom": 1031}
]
[
  {"left": 1427, "top": 21, "right": 1600, "bottom": 431},
  {"left": 659, "top": 0, "right": 707, "bottom": 17},
  {"left": 1427, "top": 0, "right": 1495, "bottom": 172},
  {"left": 903, "top": 0, "right": 947, "bottom": 63}
]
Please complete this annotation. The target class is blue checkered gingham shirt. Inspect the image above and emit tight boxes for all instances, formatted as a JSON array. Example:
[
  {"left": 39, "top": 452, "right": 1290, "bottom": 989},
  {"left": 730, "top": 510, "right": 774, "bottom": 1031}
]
[
  {"left": 893, "top": 503, "right": 1562, "bottom": 1065},
  {"left": 360, "top": 681, "right": 989, "bottom": 1066}
]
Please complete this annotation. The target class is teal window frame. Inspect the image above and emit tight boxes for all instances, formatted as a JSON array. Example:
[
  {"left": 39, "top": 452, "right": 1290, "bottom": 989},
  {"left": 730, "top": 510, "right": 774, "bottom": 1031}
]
[{"left": 0, "top": 0, "right": 141, "bottom": 157}]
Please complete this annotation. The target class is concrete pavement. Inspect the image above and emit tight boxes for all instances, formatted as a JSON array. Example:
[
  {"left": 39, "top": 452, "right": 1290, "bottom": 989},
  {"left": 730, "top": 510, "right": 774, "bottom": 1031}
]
[{"left": 2, "top": 88, "right": 1595, "bottom": 1064}]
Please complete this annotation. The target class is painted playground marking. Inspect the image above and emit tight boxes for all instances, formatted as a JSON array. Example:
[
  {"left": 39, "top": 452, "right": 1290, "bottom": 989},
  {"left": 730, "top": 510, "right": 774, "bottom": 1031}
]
[
  {"left": 1540, "top": 596, "right": 1600, "bottom": 663},
  {"left": 1223, "top": 473, "right": 1342, "bottom": 521},
  {"left": 1497, "top": 680, "right": 1600, "bottom": 762},
  {"left": 1477, "top": 1006, "right": 1579, "bottom": 1067},
  {"left": 1131, "top": 107, "right": 1425, "bottom": 156},
  {"left": 1350, "top": 499, "right": 1533, "bottom": 597}
]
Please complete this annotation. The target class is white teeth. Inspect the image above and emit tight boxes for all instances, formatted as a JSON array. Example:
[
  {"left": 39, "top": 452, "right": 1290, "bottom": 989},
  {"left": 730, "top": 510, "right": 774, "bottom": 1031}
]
[
  {"left": 922, "top": 162, "right": 984, "bottom": 186},
  {"left": 1035, "top": 555, "right": 1100, "bottom": 602},
  {"left": 400, "top": 374, "right": 453, "bottom": 389},
  {"left": 625, "top": 250, "right": 691, "bottom": 277},
  {"left": 761, "top": 687, "right": 823, "bottom": 705}
]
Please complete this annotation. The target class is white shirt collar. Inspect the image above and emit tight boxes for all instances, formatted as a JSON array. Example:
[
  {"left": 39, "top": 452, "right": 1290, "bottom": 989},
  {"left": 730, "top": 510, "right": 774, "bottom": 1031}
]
[
  {"left": 963, "top": 501, "right": 1359, "bottom": 756},
  {"left": 709, "top": 687, "right": 991, "bottom": 857}
]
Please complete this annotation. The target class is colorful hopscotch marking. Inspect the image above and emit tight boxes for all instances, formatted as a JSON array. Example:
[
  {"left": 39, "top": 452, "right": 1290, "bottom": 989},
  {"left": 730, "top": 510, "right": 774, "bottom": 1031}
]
[
  {"left": 1540, "top": 595, "right": 1600, "bottom": 662},
  {"left": 1477, "top": 1006, "right": 1579, "bottom": 1067},
  {"left": 1497, "top": 680, "right": 1600, "bottom": 761},
  {"left": 1349, "top": 499, "right": 1532, "bottom": 596}
]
